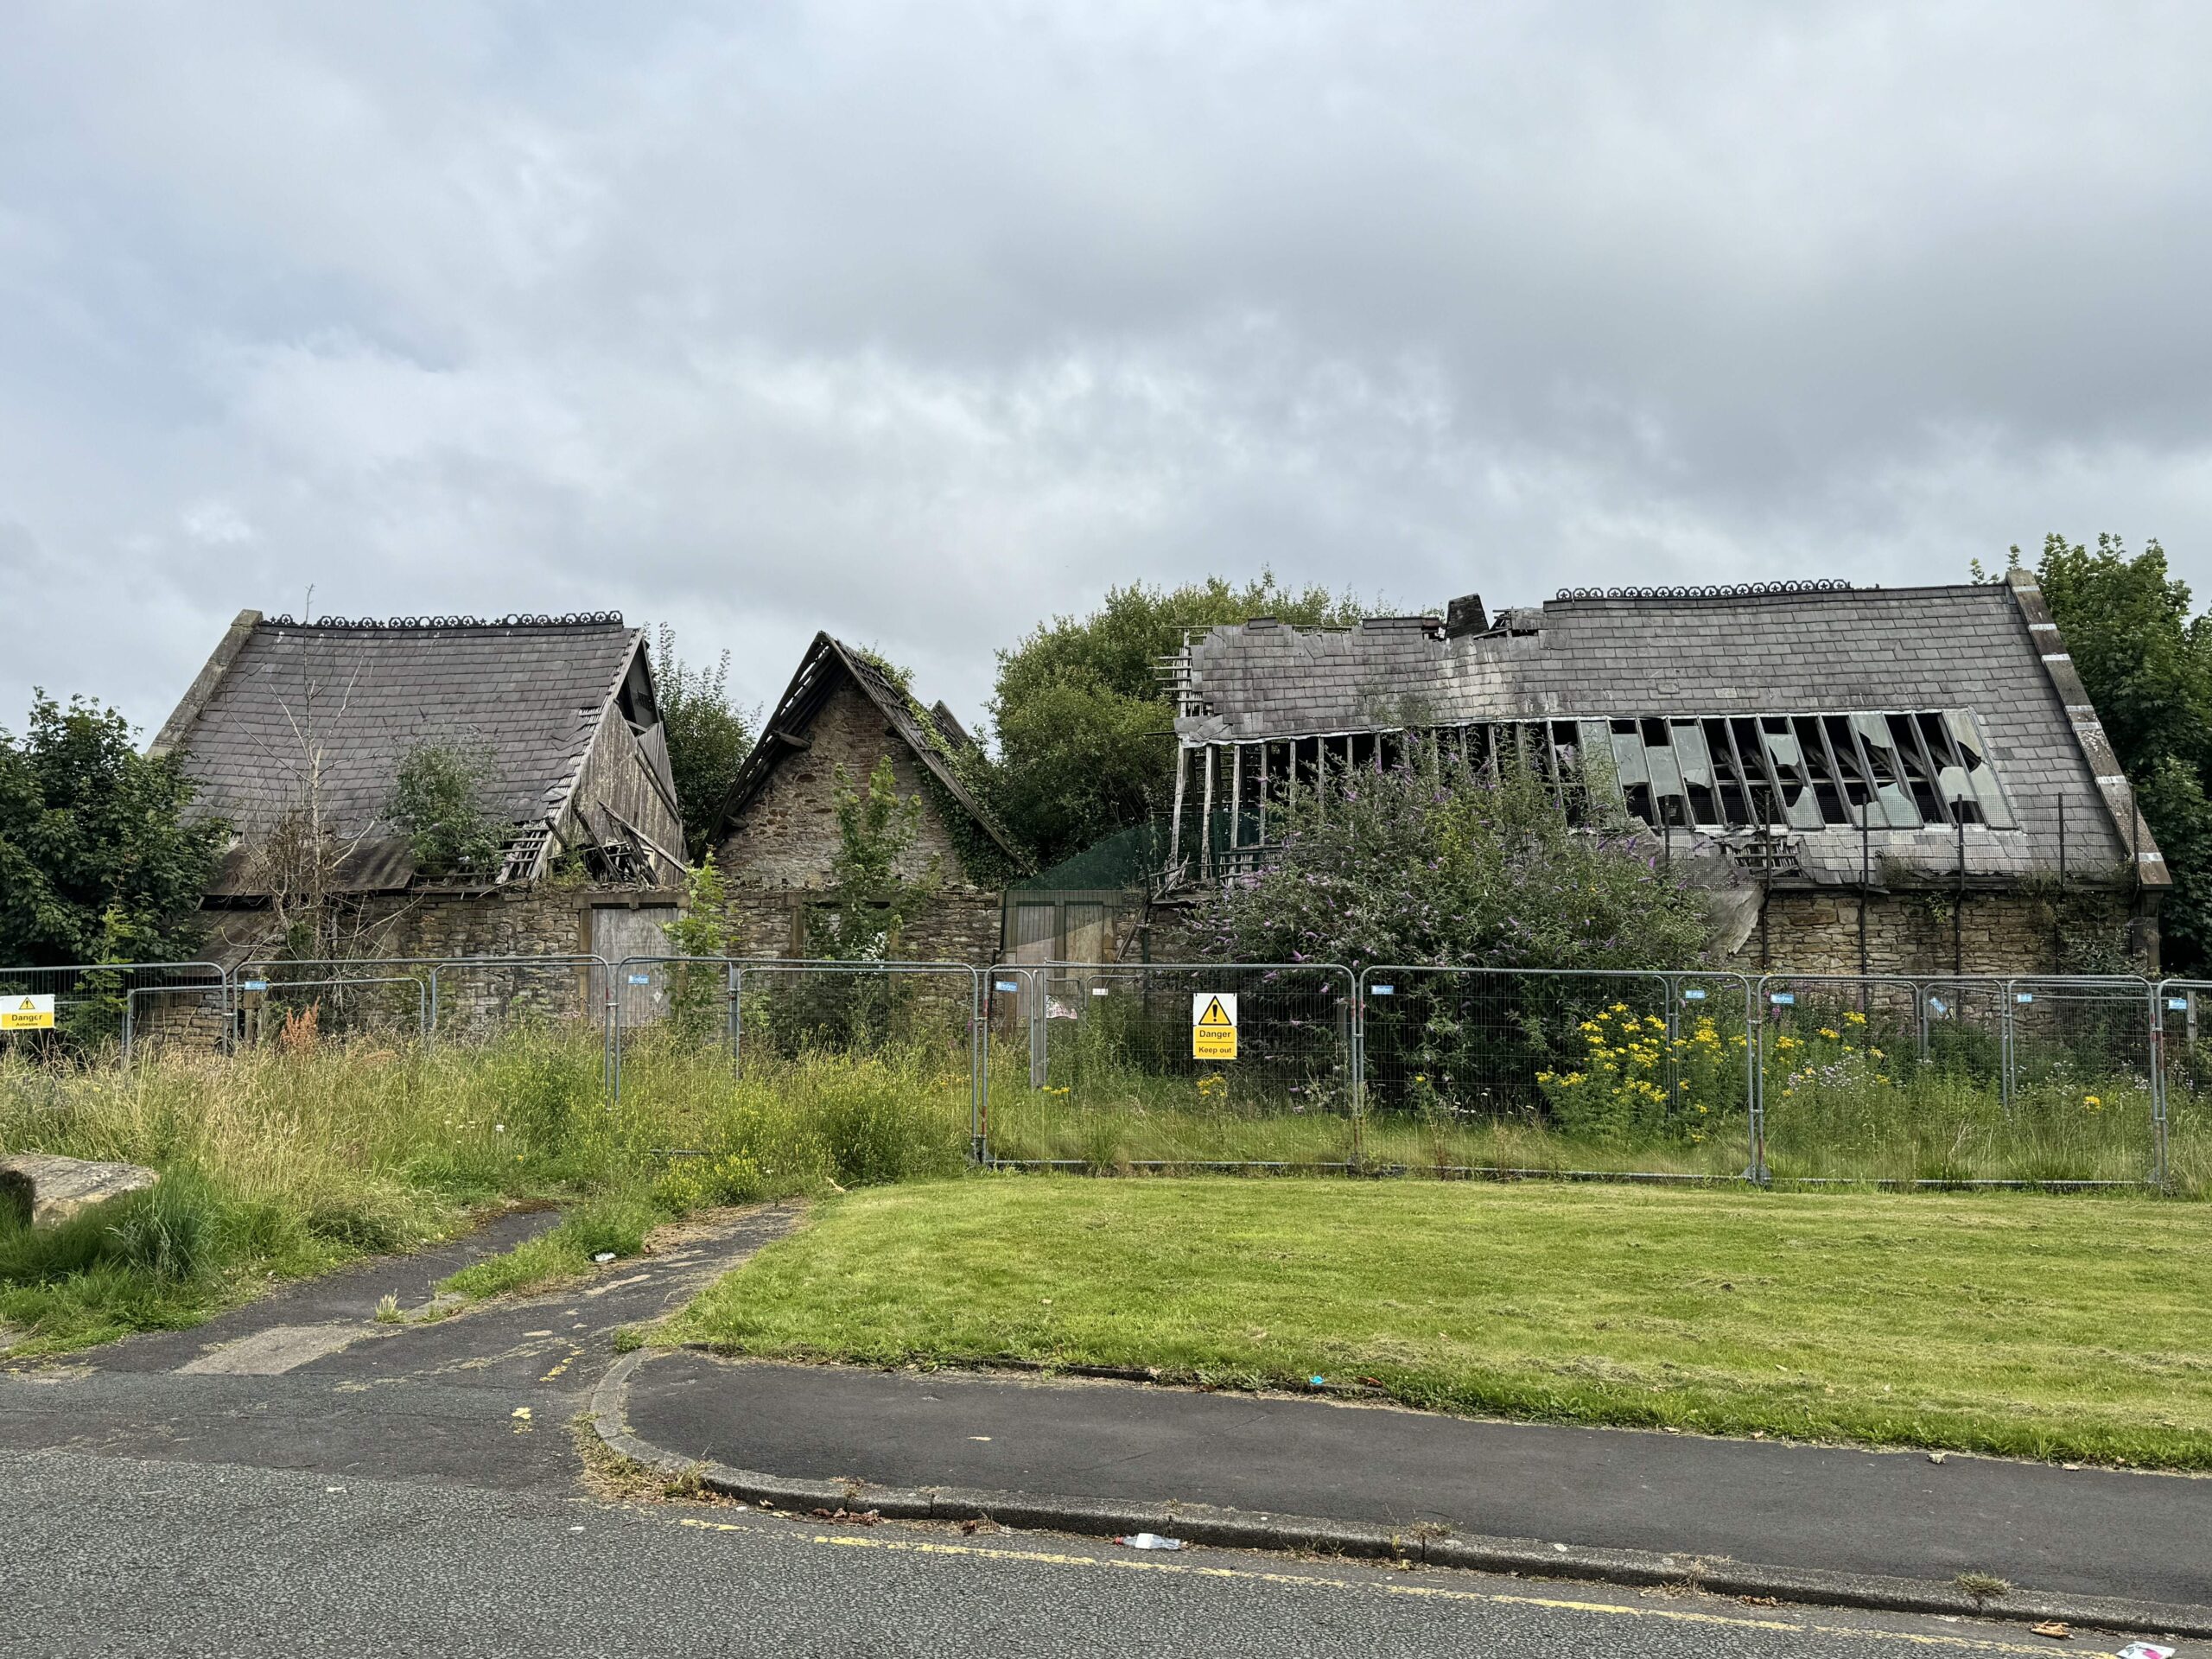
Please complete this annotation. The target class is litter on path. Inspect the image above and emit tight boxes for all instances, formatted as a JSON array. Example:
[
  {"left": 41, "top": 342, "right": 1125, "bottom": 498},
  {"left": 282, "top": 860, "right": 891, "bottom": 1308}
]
[
  {"left": 1116, "top": 1534, "right": 1185, "bottom": 1551},
  {"left": 2115, "top": 1645, "right": 2175, "bottom": 1659}
]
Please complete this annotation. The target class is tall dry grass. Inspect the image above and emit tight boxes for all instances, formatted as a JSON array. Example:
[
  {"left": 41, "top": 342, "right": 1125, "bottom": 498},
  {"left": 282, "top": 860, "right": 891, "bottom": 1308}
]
[{"left": 0, "top": 1026, "right": 969, "bottom": 1354}]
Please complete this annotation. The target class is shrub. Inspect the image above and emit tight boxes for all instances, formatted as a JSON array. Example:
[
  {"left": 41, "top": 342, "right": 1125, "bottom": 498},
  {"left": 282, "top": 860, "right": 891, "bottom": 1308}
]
[{"left": 1191, "top": 749, "right": 1713, "bottom": 975}]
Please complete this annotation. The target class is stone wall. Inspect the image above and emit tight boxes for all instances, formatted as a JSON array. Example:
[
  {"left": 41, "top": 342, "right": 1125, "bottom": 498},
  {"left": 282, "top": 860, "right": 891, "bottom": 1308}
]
[
  {"left": 143, "top": 882, "right": 683, "bottom": 1049},
  {"left": 1725, "top": 887, "right": 2140, "bottom": 977},
  {"left": 716, "top": 673, "right": 1004, "bottom": 967}
]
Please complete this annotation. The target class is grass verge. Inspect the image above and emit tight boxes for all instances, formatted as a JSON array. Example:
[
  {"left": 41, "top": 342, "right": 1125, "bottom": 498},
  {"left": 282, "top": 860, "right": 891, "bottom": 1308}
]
[
  {"left": 671, "top": 1175, "right": 2212, "bottom": 1470},
  {"left": 1, "top": 1027, "right": 966, "bottom": 1355}
]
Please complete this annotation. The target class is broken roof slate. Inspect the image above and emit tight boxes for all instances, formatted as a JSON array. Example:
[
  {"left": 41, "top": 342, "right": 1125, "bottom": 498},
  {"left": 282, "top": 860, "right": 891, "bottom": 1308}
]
[{"left": 1178, "top": 583, "right": 2148, "bottom": 879}]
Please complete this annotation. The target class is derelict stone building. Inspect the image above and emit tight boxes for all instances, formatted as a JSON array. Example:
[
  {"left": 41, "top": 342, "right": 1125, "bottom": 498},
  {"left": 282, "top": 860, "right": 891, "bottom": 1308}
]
[
  {"left": 151, "top": 609, "right": 689, "bottom": 1010},
  {"left": 712, "top": 632, "right": 1027, "bottom": 966},
  {"left": 1161, "top": 570, "right": 2166, "bottom": 976}
]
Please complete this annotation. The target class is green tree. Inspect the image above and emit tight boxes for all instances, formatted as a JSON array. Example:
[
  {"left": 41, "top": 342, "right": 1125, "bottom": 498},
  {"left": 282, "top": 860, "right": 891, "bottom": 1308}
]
[
  {"left": 804, "top": 756, "right": 939, "bottom": 961},
  {"left": 989, "top": 573, "right": 1369, "bottom": 867},
  {"left": 653, "top": 626, "right": 755, "bottom": 861},
  {"left": 0, "top": 693, "right": 226, "bottom": 965},
  {"left": 390, "top": 740, "right": 505, "bottom": 880},
  {"left": 2019, "top": 533, "right": 2212, "bottom": 972},
  {"left": 664, "top": 852, "right": 736, "bottom": 1040}
]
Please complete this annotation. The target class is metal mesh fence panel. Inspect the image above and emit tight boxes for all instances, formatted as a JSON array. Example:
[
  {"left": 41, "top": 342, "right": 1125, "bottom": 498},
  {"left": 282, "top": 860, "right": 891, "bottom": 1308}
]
[
  {"left": 1359, "top": 968, "right": 1755, "bottom": 1179},
  {"left": 231, "top": 975, "right": 431, "bottom": 1049},
  {"left": 1998, "top": 976, "right": 2156, "bottom": 1185},
  {"left": 427, "top": 957, "right": 611, "bottom": 1046},
  {"left": 0, "top": 961, "right": 228, "bottom": 1056},
  {"left": 1758, "top": 976, "right": 1933, "bottom": 1184},
  {"left": 986, "top": 963, "right": 1356, "bottom": 1170},
  {"left": 230, "top": 955, "right": 613, "bottom": 1050},
  {"left": 610, "top": 959, "right": 982, "bottom": 1185},
  {"left": 232, "top": 964, "right": 440, "bottom": 1048},
  {"left": 1757, "top": 973, "right": 2152, "bottom": 1185},
  {"left": 2155, "top": 981, "right": 2209, "bottom": 1195},
  {"left": 1915, "top": 978, "right": 2010, "bottom": 1096}
]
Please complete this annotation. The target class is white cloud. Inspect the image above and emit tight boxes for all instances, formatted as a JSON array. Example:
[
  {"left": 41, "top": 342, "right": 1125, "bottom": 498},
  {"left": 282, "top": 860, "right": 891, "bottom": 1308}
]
[{"left": 3, "top": 0, "right": 2212, "bottom": 738}]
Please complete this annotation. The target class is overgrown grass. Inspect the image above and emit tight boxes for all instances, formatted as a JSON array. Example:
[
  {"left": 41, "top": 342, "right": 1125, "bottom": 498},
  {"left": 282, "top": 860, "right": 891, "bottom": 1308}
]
[
  {"left": 0, "top": 1024, "right": 967, "bottom": 1354},
  {"left": 982, "top": 1001, "right": 2208, "bottom": 1192},
  {"left": 673, "top": 1176, "right": 2212, "bottom": 1470}
]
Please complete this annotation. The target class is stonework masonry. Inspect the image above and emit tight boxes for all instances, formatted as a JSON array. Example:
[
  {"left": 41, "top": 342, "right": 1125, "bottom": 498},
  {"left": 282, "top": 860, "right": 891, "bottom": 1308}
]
[
  {"left": 143, "top": 882, "right": 683, "bottom": 1049},
  {"left": 717, "top": 675, "right": 1001, "bottom": 967},
  {"left": 1724, "top": 888, "right": 2135, "bottom": 978}
]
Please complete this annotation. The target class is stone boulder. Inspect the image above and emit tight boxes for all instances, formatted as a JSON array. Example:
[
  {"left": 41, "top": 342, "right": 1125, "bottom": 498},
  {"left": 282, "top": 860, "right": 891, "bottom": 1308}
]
[{"left": 0, "top": 1153, "right": 160, "bottom": 1230}]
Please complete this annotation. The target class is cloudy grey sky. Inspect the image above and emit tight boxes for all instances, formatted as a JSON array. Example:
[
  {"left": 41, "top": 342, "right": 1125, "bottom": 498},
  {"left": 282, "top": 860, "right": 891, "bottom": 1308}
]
[{"left": 5, "top": 2, "right": 2210, "bottom": 741}]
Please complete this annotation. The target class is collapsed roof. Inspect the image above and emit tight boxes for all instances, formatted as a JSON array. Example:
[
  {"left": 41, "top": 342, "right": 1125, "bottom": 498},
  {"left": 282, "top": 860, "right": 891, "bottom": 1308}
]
[{"left": 1171, "top": 575, "right": 2163, "bottom": 890}]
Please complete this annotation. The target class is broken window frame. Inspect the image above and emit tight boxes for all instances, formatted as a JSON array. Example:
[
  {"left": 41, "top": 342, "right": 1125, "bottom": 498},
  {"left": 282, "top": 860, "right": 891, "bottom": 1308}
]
[{"left": 1196, "top": 709, "right": 2014, "bottom": 849}]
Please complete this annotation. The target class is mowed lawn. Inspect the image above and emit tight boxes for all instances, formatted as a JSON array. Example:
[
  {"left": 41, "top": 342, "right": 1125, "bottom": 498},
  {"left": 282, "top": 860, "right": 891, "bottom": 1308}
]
[{"left": 673, "top": 1176, "right": 2212, "bottom": 1469}]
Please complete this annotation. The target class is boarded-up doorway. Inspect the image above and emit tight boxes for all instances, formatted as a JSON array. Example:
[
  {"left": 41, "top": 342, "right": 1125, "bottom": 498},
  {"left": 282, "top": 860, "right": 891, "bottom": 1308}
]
[{"left": 592, "top": 905, "right": 679, "bottom": 1026}]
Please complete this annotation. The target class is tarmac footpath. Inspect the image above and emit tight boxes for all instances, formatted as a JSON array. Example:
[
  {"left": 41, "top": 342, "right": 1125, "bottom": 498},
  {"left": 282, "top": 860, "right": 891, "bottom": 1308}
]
[{"left": 601, "top": 1347, "right": 2212, "bottom": 1638}]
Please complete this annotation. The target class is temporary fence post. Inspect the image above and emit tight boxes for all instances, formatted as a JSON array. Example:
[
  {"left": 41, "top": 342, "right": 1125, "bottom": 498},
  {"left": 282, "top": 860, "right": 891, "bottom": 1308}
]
[
  {"left": 1663, "top": 975, "right": 1681, "bottom": 1107},
  {"left": 2150, "top": 982, "right": 2169, "bottom": 1190},
  {"left": 1030, "top": 973, "right": 1046, "bottom": 1090},
  {"left": 1350, "top": 968, "right": 1365, "bottom": 1170},
  {"left": 609, "top": 961, "right": 626, "bottom": 1105},
  {"left": 970, "top": 968, "right": 987, "bottom": 1166},
  {"left": 727, "top": 963, "right": 742, "bottom": 1061},
  {"left": 1748, "top": 976, "right": 1769, "bottom": 1184},
  {"left": 1999, "top": 979, "right": 2013, "bottom": 1110}
]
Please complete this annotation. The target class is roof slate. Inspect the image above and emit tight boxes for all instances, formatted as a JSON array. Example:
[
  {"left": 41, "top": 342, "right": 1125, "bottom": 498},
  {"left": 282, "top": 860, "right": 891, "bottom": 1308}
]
[
  {"left": 165, "top": 618, "right": 644, "bottom": 852},
  {"left": 1178, "top": 584, "right": 2146, "bottom": 880}
]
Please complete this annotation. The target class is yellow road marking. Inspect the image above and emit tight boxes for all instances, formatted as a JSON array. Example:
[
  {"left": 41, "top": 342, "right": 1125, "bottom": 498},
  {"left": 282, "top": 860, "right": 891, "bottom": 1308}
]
[{"left": 669, "top": 1518, "right": 2100, "bottom": 1655}]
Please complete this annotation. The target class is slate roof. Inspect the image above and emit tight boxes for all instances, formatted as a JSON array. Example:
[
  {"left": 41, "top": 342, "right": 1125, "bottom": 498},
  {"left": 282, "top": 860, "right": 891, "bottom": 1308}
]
[
  {"left": 1178, "top": 582, "right": 2160, "bottom": 887},
  {"left": 716, "top": 632, "right": 1025, "bottom": 863},
  {"left": 155, "top": 613, "right": 647, "bottom": 892}
]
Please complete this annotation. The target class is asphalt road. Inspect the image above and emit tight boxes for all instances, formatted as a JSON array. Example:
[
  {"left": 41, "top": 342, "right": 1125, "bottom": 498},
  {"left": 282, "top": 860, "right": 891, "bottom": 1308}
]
[
  {"left": 0, "top": 1446, "right": 2134, "bottom": 1659},
  {"left": 0, "top": 1206, "right": 2188, "bottom": 1657}
]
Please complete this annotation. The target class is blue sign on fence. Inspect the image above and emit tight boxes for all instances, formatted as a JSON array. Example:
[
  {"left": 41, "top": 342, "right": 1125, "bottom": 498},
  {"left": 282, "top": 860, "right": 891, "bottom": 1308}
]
[
  {"left": 626, "top": 974, "right": 652, "bottom": 986},
  {"left": 1770, "top": 991, "right": 1795, "bottom": 1006},
  {"left": 2016, "top": 992, "right": 2035, "bottom": 1004},
  {"left": 242, "top": 980, "right": 268, "bottom": 992},
  {"left": 1682, "top": 988, "right": 1707, "bottom": 1001},
  {"left": 1370, "top": 984, "right": 1395, "bottom": 996},
  {"left": 2171, "top": 997, "right": 2190, "bottom": 1011},
  {"left": 995, "top": 981, "right": 1019, "bottom": 993}
]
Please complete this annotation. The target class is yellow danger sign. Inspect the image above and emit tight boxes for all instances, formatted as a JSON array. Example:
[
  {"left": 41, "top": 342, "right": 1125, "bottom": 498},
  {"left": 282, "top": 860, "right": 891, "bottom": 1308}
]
[
  {"left": 1192, "top": 993, "right": 1237, "bottom": 1060},
  {"left": 2, "top": 994, "right": 55, "bottom": 1032}
]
